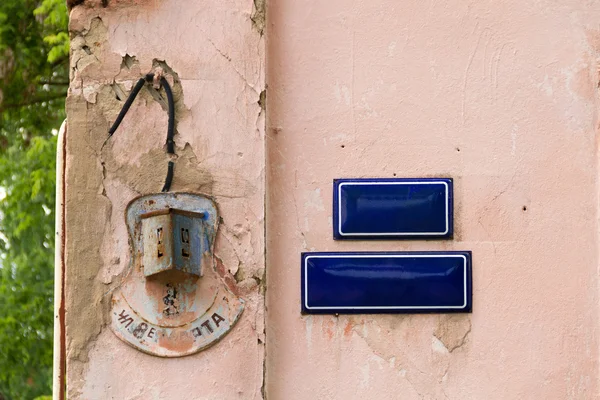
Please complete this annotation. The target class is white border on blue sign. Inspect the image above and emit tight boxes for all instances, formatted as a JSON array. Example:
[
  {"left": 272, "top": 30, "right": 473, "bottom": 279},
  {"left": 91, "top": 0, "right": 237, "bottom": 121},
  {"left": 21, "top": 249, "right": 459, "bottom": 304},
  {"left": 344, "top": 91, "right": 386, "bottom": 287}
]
[
  {"left": 337, "top": 181, "right": 449, "bottom": 236},
  {"left": 304, "top": 254, "right": 468, "bottom": 310}
]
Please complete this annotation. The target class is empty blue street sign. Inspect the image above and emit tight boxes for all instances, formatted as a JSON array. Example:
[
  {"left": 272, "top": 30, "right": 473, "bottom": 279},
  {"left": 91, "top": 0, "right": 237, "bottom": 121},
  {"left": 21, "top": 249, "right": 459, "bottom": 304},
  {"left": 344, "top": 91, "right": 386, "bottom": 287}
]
[
  {"left": 333, "top": 178, "right": 453, "bottom": 240},
  {"left": 301, "top": 251, "right": 472, "bottom": 314}
]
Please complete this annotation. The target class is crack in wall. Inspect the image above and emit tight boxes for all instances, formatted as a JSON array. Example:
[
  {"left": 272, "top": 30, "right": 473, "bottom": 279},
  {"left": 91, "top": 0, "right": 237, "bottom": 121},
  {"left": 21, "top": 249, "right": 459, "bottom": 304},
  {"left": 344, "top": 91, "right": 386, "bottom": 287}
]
[{"left": 207, "top": 38, "right": 261, "bottom": 95}]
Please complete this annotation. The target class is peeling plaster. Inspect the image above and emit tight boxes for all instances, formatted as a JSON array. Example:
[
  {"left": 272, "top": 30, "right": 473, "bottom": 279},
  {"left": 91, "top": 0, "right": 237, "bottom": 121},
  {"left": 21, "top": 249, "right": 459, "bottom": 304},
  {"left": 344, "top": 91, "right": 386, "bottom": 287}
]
[
  {"left": 251, "top": 0, "right": 266, "bottom": 36},
  {"left": 433, "top": 315, "right": 472, "bottom": 354},
  {"left": 265, "top": 0, "right": 600, "bottom": 399},
  {"left": 66, "top": 1, "right": 265, "bottom": 398}
]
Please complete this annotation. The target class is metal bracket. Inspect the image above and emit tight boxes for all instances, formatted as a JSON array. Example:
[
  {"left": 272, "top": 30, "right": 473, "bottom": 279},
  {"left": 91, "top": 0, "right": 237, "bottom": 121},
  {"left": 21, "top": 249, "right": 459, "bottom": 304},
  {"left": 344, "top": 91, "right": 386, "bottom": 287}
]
[{"left": 109, "top": 193, "right": 244, "bottom": 357}]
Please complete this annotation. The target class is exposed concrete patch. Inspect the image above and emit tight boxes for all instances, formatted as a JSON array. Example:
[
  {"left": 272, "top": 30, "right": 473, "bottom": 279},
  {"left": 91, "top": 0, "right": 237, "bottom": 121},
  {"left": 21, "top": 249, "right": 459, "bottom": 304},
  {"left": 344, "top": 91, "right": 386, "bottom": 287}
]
[
  {"left": 69, "top": 0, "right": 159, "bottom": 11},
  {"left": 70, "top": 16, "right": 122, "bottom": 85},
  {"left": 67, "top": 0, "right": 85, "bottom": 10},
  {"left": 431, "top": 336, "right": 450, "bottom": 355},
  {"left": 344, "top": 315, "right": 461, "bottom": 398},
  {"left": 120, "top": 54, "right": 137, "bottom": 70},
  {"left": 433, "top": 315, "right": 472, "bottom": 353},
  {"left": 258, "top": 89, "right": 266, "bottom": 112},
  {"left": 64, "top": 94, "right": 114, "bottom": 399},
  {"left": 251, "top": 0, "right": 266, "bottom": 36}
]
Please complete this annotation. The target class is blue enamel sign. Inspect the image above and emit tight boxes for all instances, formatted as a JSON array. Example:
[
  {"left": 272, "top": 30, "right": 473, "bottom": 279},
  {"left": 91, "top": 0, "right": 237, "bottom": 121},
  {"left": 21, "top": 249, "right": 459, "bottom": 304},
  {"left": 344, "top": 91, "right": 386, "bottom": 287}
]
[
  {"left": 301, "top": 251, "right": 472, "bottom": 314},
  {"left": 333, "top": 178, "right": 453, "bottom": 239}
]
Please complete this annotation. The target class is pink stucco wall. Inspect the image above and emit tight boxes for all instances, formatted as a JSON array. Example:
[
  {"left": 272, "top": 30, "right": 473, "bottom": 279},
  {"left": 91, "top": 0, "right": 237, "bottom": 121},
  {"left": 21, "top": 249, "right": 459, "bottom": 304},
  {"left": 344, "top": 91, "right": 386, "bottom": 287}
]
[
  {"left": 62, "top": 0, "right": 600, "bottom": 398},
  {"left": 64, "top": 0, "right": 264, "bottom": 398},
  {"left": 266, "top": 0, "right": 600, "bottom": 399}
]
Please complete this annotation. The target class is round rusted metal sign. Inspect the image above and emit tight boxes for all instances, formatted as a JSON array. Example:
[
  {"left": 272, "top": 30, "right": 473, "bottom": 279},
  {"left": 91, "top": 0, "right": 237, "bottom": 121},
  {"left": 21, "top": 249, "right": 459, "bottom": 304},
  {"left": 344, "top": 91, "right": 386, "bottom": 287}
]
[{"left": 110, "top": 193, "right": 244, "bottom": 357}]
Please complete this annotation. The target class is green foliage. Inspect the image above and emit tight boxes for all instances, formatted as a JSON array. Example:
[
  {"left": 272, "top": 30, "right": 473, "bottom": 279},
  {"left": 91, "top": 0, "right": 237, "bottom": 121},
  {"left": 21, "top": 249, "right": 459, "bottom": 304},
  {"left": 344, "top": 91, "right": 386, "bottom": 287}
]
[
  {"left": 42, "top": 32, "right": 69, "bottom": 64},
  {"left": 0, "top": 0, "right": 67, "bottom": 399},
  {"left": 35, "top": 0, "right": 69, "bottom": 64},
  {"left": 0, "top": 136, "right": 56, "bottom": 400}
]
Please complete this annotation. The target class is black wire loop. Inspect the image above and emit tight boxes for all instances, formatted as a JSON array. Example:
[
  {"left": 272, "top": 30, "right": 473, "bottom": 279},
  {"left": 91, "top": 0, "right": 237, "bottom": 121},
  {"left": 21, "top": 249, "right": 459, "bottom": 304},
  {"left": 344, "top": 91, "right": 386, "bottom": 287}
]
[
  {"left": 108, "top": 73, "right": 154, "bottom": 135},
  {"left": 161, "top": 161, "right": 174, "bottom": 192},
  {"left": 108, "top": 72, "right": 177, "bottom": 192},
  {"left": 161, "top": 76, "right": 175, "bottom": 155}
]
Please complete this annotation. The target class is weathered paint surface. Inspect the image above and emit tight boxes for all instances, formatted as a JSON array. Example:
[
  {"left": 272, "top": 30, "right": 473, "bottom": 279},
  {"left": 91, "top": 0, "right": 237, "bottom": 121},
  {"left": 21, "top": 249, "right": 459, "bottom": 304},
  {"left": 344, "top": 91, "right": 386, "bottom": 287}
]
[
  {"left": 109, "top": 193, "right": 244, "bottom": 357},
  {"left": 111, "top": 287, "right": 244, "bottom": 357},
  {"left": 65, "top": 0, "right": 265, "bottom": 398},
  {"left": 65, "top": 0, "right": 600, "bottom": 398},
  {"left": 266, "top": 0, "right": 600, "bottom": 399}
]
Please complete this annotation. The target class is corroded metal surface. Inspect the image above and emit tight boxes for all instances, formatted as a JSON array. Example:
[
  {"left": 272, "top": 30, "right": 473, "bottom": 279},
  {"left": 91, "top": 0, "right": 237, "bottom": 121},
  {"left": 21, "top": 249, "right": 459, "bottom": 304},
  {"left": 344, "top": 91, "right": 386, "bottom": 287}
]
[
  {"left": 111, "top": 287, "right": 244, "bottom": 357},
  {"left": 110, "top": 193, "right": 244, "bottom": 357},
  {"left": 141, "top": 208, "right": 205, "bottom": 278}
]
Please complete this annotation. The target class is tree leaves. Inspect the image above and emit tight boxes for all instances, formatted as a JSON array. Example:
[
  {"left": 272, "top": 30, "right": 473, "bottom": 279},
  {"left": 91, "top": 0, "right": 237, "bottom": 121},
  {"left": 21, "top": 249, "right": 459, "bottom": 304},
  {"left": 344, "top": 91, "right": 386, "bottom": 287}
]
[
  {"left": 34, "top": 0, "right": 69, "bottom": 64},
  {"left": 0, "top": 0, "right": 66, "bottom": 398},
  {"left": 0, "top": 134, "right": 57, "bottom": 399},
  {"left": 42, "top": 32, "right": 69, "bottom": 64}
]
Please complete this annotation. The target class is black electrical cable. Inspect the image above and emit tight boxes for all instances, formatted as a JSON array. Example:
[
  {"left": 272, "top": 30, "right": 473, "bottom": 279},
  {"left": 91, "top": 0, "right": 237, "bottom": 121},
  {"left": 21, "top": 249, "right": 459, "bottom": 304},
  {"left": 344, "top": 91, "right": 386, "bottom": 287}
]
[
  {"left": 108, "top": 72, "right": 177, "bottom": 192},
  {"left": 161, "top": 161, "right": 174, "bottom": 192},
  {"left": 161, "top": 76, "right": 175, "bottom": 154},
  {"left": 108, "top": 73, "right": 154, "bottom": 136}
]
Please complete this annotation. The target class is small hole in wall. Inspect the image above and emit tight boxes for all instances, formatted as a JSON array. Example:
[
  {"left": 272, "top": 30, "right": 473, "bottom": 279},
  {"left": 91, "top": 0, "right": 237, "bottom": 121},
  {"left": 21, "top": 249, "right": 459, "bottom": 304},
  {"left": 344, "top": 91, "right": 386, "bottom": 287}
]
[
  {"left": 456, "top": 147, "right": 461, "bottom": 152},
  {"left": 393, "top": 173, "right": 397, "bottom": 177},
  {"left": 341, "top": 145, "right": 345, "bottom": 148},
  {"left": 522, "top": 206, "right": 527, "bottom": 211}
]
